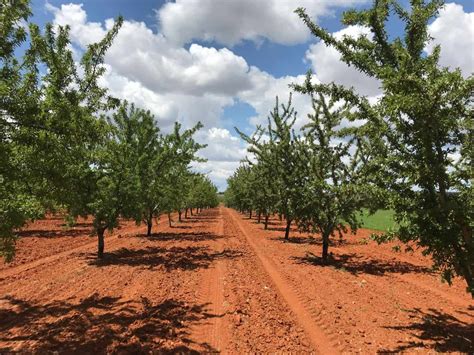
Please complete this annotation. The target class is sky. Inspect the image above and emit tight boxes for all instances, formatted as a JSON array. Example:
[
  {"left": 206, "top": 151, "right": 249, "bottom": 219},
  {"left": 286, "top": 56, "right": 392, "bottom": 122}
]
[{"left": 30, "top": 0, "right": 474, "bottom": 191}]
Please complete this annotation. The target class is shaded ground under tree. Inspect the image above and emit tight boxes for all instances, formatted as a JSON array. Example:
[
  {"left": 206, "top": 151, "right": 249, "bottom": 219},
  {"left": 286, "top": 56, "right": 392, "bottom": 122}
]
[
  {"left": 0, "top": 294, "right": 220, "bottom": 353},
  {"left": 380, "top": 308, "right": 474, "bottom": 353}
]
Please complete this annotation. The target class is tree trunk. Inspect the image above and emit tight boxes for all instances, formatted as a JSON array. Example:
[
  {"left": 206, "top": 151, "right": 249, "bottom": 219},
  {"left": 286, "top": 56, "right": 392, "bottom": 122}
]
[
  {"left": 168, "top": 212, "right": 172, "bottom": 227},
  {"left": 257, "top": 211, "right": 261, "bottom": 224},
  {"left": 185, "top": 208, "right": 188, "bottom": 218},
  {"left": 178, "top": 210, "right": 182, "bottom": 222},
  {"left": 460, "top": 261, "right": 474, "bottom": 298},
  {"left": 264, "top": 214, "right": 269, "bottom": 230},
  {"left": 322, "top": 233, "right": 330, "bottom": 263},
  {"left": 190, "top": 208, "right": 193, "bottom": 216},
  {"left": 146, "top": 221, "right": 152, "bottom": 237},
  {"left": 146, "top": 212, "right": 153, "bottom": 237},
  {"left": 279, "top": 213, "right": 283, "bottom": 221},
  {"left": 453, "top": 243, "right": 474, "bottom": 298},
  {"left": 284, "top": 219, "right": 292, "bottom": 240},
  {"left": 249, "top": 210, "right": 252, "bottom": 219},
  {"left": 97, "top": 227, "right": 105, "bottom": 259}
]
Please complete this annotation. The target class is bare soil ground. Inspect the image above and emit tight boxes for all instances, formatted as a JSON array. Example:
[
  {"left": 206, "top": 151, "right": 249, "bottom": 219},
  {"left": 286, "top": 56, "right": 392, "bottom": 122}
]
[{"left": 1, "top": 207, "right": 472, "bottom": 354}]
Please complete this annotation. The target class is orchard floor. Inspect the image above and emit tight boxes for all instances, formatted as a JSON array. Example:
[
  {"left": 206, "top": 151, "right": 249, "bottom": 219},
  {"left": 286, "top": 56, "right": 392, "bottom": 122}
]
[{"left": 0, "top": 207, "right": 472, "bottom": 354}]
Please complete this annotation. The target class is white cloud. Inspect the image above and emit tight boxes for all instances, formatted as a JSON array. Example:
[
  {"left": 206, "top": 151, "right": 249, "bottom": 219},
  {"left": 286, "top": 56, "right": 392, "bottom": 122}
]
[
  {"left": 426, "top": 3, "right": 474, "bottom": 76},
  {"left": 99, "top": 67, "right": 234, "bottom": 131},
  {"left": 45, "top": 2, "right": 346, "bottom": 190},
  {"left": 239, "top": 71, "right": 313, "bottom": 130},
  {"left": 105, "top": 26, "right": 254, "bottom": 96},
  {"left": 47, "top": 3, "right": 254, "bottom": 98},
  {"left": 305, "top": 25, "right": 381, "bottom": 97},
  {"left": 197, "top": 127, "right": 248, "bottom": 162},
  {"left": 158, "top": 0, "right": 368, "bottom": 46},
  {"left": 45, "top": 3, "right": 106, "bottom": 44},
  {"left": 192, "top": 128, "right": 248, "bottom": 190},
  {"left": 45, "top": 3, "right": 314, "bottom": 133}
]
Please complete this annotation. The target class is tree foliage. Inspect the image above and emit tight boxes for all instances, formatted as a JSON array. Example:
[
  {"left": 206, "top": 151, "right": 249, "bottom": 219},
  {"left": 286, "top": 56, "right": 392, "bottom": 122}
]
[
  {"left": 236, "top": 95, "right": 305, "bottom": 239},
  {"left": 227, "top": 93, "right": 368, "bottom": 260},
  {"left": 1, "top": 1, "right": 218, "bottom": 260},
  {"left": 295, "top": 0, "right": 473, "bottom": 295},
  {"left": 296, "top": 91, "right": 368, "bottom": 261},
  {"left": 1, "top": 0, "right": 122, "bottom": 260}
]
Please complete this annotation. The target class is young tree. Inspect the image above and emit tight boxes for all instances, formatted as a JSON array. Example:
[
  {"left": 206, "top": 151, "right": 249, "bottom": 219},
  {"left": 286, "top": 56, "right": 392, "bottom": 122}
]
[
  {"left": 237, "top": 95, "right": 305, "bottom": 240},
  {"left": 251, "top": 161, "right": 275, "bottom": 228},
  {"left": 1, "top": 0, "right": 122, "bottom": 260},
  {"left": 136, "top": 121, "right": 205, "bottom": 236},
  {"left": 225, "top": 165, "right": 254, "bottom": 215},
  {"left": 67, "top": 103, "right": 144, "bottom": 258},
  {"left": 295, "top": 0, "right": 474, "bottom": 295},
  {"left": 297, "top": 91, "right": 368, "bottom": 261}
]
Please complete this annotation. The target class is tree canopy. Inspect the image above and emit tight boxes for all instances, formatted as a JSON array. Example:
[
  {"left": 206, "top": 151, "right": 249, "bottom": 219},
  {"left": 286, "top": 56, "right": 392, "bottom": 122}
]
[
  {"left": 0, "top": 1, "right": 218, "bottom": 259},
  {"left": 294, "top": 0, "right": 473, "bottom": 295}
]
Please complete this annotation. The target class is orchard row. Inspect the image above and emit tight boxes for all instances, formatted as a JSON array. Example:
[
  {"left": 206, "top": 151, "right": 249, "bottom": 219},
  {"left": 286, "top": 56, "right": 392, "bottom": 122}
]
[
  {"left": 225, "top": 2, "right": 473, "bottom": 296},
  {"left": 1, "top": 2, "right": 218, "bottom": 260}
]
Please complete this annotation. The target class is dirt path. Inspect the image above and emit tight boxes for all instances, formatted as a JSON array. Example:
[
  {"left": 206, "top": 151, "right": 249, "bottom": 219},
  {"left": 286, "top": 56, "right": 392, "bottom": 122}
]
[
  {"left": 227, "top": 208, "right": 473, "bottom": 353},
  {"left": 187, "top": 207, "right": 230, "bottom": 352},
  {"left": 0, "top": 207, "right": 313, "bottom": 353},
  {"left": 1, "top": 206, "right": 472, "bottom": 353},
  {"left": 226, "top": 208, "right": 338, "bottom": 353}
]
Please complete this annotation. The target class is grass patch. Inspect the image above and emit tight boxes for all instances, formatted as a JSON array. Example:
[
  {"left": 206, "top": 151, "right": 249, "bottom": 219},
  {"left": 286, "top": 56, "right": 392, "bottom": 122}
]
[{"left": 359, "top": 209, "right": 396, "bottom": 232}]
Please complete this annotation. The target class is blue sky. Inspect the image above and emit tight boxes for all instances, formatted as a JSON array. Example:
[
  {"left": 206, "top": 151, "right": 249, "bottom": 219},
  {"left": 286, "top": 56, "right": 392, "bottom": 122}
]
[{"left": 30, "top": 0, "right": 474, "bottom": 190}]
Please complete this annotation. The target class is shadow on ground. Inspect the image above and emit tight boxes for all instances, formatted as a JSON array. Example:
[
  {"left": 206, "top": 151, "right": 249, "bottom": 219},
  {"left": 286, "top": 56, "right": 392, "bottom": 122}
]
[
  {"left": 0, "top": 294, "right": 219, "bottom": 354},
  {"left": 143, "top": 231, "right": 225, "bottom": 243},
  {"left": 18, "top": 228, "right": 91, "bottom": 239},
  {"left": 84, "top": 245, "right": 242, "bottom": 271},
  {"left": 170, "top": 224, "right": 193, "bottom": 229},
  {"left": 292, "top": 252, "right": 432, "bottom": 276},
  {"left": 270, "top": 235, "right": 348, "bottom": 246},
  {"left": 180, "top": 217, "right": 218, "bottom": 224},
  {"left": 251, "top": 220, "right": 281, "bottom": 227},
  {"left": 379, "top": 308, "right": 474, "bottom": 353},
  {"left": 263, "top": 226, "right": 299, "bottom": 233}
]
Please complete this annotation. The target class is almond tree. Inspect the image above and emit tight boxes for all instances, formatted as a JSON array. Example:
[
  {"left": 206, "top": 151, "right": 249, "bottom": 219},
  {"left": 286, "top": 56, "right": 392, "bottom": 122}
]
[
  {"left": 296, "top": 0, "right": 474, "bottom": 295},
  {"left": 251, "top": 160, "right": 279, "bottom": 229},
  {"left": 190, "top": 175, "right": 219, "bottom": 211},
  {"left": 237, "top": 95, "right": 305, "bottom": 240},
  {"left": 1, "top": 0, "right": 122, "bottom": 260},
  {"left": 224, "top": 165, "right": 253, "bottom": 214},
  {"left": 67, "top": 103, "right": 145, "bottom": 258},
  {"left": 297, "top": 91, "right": 368, "bottom": 261},
  {"left": 134, "top": 120, "right": 205, "bottom": 236}
]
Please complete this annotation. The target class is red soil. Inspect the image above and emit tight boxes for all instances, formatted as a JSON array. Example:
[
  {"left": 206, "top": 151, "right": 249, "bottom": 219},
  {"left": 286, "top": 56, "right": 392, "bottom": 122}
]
[{"left": 0, "top": 207, "right": 472, "bottom": 353}]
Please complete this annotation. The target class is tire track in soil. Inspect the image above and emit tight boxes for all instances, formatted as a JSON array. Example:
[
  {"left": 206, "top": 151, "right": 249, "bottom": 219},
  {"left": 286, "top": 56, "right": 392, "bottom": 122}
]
[
  {"left": 226, "top": 207, "right": 340, "bottom": 354},
  {"left": 255, "top": 215, "right": 470, "bottom": 310},
  {"left": 222, "top": 211, "right": 313, "bottom": 353},
  {"left": 187, "top": 207, "right": 230, "bottom": 352},
  {"left": 234, "top": 213, "right": 473, "bottom": 352}
]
